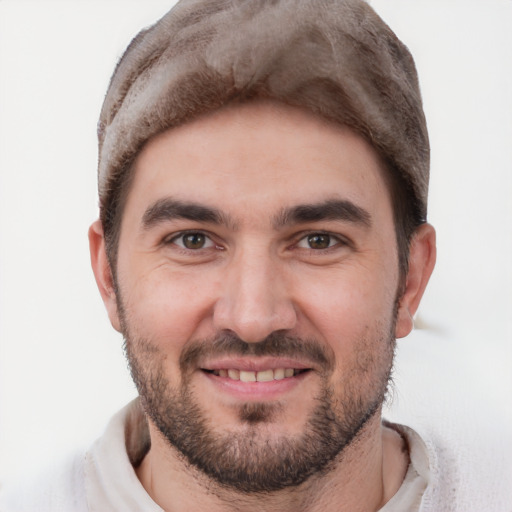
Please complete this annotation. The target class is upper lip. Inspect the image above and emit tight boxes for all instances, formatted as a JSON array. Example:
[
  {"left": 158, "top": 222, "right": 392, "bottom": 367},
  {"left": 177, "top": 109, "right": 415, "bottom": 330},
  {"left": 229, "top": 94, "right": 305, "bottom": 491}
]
[{"left": 200, "top": 356, "right": 314, "bottom": 372}]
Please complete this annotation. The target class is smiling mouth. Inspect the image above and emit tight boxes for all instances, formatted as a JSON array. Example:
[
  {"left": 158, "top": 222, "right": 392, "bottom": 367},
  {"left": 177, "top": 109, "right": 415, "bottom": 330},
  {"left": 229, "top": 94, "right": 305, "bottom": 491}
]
[{"left": 203, "top": 368, "right": 310, "bottom": 382}]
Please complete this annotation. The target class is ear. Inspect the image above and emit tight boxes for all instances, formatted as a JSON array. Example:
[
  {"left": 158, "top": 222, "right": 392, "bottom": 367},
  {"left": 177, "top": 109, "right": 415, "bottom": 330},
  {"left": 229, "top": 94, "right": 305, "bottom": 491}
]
[
  {"left": 88, "top": 219, "right": 122, "bottom": 332},
  {"left": 395, "top": 223, "right": 436, "bottom": 338}
]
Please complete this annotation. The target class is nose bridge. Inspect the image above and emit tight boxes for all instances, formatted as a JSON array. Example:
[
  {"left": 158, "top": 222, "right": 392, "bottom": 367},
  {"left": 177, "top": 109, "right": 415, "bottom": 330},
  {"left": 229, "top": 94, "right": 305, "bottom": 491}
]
[{"left": 213, "top": 242, "right": 296, "bottom": 343}]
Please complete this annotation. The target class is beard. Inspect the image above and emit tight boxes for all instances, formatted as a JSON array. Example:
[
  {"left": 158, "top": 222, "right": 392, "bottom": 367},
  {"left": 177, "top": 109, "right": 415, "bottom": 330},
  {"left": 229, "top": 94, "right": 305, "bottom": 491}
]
[{"left": 121, "top": 310, "right": 396, "bottom": 493}]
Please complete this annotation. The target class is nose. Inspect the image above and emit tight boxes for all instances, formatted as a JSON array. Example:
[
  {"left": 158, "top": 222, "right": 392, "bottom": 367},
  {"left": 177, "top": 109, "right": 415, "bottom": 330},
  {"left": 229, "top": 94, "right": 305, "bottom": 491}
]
[{"left": 213, "top": 247, "right": 297, "bottom": 343}]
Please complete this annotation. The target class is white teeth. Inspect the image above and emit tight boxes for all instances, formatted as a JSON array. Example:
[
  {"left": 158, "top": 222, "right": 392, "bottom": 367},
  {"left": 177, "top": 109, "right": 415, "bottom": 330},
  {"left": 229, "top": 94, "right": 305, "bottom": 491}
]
[
  {"left": 256, "top": 369, "right": 274, "bottom": 382},
  {"left": 240, "top": 370, "right": 257, "bottom": 382},
  {"left": 215, "top": 367, "right": 301, "bottom": 381},
  {"left": 273, "top": 368, "right": 285, "bottom": 380},
  {"left": 228, "top": 369, "right": 240, "bottom": 380}
]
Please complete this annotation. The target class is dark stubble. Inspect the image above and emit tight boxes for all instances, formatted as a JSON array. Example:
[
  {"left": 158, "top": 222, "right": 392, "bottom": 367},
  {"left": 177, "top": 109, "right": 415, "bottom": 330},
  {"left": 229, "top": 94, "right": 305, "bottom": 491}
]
[{"left": 122, "top": 310, "right": 396, "bottom": 494}]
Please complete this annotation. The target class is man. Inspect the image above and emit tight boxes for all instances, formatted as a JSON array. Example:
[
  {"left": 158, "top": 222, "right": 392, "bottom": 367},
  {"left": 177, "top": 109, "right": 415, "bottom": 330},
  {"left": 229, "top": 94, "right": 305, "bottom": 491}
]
[{"left": 0, "top": 0, "right": 485, "bottom": 510}]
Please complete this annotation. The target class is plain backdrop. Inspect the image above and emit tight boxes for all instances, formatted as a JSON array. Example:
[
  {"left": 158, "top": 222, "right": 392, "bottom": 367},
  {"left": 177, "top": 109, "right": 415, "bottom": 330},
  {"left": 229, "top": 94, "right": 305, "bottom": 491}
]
[{"left": 0, "top": 0, "right": 511, "bottom": 483}]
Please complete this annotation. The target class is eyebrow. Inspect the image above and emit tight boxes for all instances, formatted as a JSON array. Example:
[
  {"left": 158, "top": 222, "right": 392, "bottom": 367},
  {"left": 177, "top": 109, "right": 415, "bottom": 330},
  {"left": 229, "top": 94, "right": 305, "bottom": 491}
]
[
  {"left": 273, "top": 199, "right": 372, "bottom": 228},
  {"left": 142, "top": 197, "right": 371, "bottom": 231},
  {"left": 142, "top": 198, "right": 236, "bottom": 230}
]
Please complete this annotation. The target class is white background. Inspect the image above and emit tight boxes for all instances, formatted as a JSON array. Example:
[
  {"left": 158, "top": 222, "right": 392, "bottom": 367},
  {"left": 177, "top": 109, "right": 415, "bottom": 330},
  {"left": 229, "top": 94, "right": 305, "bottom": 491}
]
[{"left": 0, "top": 0, "right": 511, "bottom": 483}]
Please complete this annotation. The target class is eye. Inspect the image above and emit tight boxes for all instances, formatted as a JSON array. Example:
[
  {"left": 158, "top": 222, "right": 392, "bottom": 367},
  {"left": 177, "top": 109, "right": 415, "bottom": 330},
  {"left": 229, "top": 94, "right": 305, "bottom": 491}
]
[
  {"left": 170, "top": 232, "right": 215, "bottom": 250},
  {"left": 296, "top": 233, "right": 341, "bottom": 250}
]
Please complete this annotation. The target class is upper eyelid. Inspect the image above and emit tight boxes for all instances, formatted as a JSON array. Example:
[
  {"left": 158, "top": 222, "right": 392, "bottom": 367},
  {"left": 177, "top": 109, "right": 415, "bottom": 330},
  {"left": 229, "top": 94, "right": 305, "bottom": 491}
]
[
  {"left": 162, "top": 229, "right": 350, "bottom": 247},
  {"left": 293, "top": 230, "right": 348, "bottom": 243},
  {"left": 164, "top": 229, "right": 214, "bottom": 242},
  {"left": 161, "top": 231, "right": 218, "bottom": 251},
  {"left": 291, "top": 232, "right": 354, "bottom": 253}
]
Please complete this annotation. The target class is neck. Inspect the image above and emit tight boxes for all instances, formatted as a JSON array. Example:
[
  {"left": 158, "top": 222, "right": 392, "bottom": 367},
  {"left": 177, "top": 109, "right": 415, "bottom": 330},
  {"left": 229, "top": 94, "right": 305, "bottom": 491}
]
[{"left": 135, "top": 413, "right": 409, "bottom": 512}]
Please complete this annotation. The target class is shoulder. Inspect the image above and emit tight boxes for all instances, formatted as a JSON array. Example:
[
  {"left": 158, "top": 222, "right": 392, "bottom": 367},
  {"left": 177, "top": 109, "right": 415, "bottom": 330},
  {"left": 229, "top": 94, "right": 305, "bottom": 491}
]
[
  {"left": 383, "top": 419, "right": 512, "bottom": 512},
  {"left": 0, "top": 450, "right": 88, "bottom": 512},
  {"left": 416, "top": 420, "right": 512, "bottom": 512},
  {"left": 385, "top": 331, "right": 512, "bottom": 512},
  {"left": 0, "top": 399, "right": 151, "bottom": 512}
]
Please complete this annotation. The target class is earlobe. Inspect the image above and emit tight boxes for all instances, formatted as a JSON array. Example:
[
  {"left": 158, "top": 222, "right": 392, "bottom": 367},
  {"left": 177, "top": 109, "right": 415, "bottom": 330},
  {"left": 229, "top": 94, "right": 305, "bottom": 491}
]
[
  {"left": 88, "top": 220, "right": 122, "bottom": 332},
  {"left": 395, "top": 223, "right": 436, "bottom": 339}
]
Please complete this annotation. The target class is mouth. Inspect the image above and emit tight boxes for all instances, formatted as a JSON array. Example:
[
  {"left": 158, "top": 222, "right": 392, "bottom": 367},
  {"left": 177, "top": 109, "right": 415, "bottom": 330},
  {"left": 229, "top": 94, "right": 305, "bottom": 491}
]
[
  {"left": 198, "top": 358, "right": 314, "bottom": 401},
  {"left": 203, "top": 367, "right": 310, "bottom": 382},
  {"left": 196, "top": 355, "right": 316, "bottom": 403}
]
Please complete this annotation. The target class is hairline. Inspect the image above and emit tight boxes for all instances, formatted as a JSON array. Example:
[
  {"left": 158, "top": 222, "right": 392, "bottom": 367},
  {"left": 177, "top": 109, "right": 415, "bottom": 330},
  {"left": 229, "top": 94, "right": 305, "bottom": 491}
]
[{"left": 101, "top": 100, "right": 423, "bottom": 289}]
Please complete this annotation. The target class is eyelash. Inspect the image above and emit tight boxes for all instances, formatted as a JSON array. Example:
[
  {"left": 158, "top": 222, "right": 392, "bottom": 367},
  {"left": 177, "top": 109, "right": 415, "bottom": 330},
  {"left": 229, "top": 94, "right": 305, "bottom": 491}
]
[
  {"left": 165, "top": 231, "right": 219, "bottom": 251},
  {"left": 293, "top": 231, "right": 348, "bottom": 251},
  {"left": 164, "top": 230, "right": 349, "bottom": 253}
]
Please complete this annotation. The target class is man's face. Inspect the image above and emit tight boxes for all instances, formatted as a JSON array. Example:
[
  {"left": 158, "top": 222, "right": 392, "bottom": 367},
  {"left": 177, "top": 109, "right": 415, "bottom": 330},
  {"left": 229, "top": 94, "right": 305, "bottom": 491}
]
[{"left": 109, "top": 102, "right": 405, "bottom": 491}]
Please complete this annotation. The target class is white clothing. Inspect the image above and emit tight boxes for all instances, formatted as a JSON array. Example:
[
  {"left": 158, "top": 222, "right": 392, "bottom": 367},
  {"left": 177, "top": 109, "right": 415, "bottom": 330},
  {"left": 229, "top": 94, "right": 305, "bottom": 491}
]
[
  {"left": 380, "top": 423, "right": 429, "bottom": 512},
  {"left": 0, "top": 398, "right": 505, "bottom": 511}
]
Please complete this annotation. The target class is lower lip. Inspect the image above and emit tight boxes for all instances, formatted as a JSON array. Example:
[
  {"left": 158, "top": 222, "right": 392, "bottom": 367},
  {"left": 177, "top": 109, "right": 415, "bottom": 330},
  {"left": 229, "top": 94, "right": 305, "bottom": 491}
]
[{"left": 201, "top": 370, "right": 310, "bottom": 401}]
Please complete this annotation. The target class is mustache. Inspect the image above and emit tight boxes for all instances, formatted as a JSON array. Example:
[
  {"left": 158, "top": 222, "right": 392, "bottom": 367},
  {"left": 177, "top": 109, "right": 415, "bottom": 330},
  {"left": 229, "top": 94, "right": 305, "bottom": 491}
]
[{"left": 180, "top": 331, "right": 335, "bottom": 373}]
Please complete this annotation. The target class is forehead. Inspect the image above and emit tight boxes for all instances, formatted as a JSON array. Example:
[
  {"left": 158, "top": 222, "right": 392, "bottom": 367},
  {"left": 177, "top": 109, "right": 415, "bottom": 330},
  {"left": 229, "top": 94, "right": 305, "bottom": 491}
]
[{"left": 123, "top": 101, "right": 392, "bottom": 227}]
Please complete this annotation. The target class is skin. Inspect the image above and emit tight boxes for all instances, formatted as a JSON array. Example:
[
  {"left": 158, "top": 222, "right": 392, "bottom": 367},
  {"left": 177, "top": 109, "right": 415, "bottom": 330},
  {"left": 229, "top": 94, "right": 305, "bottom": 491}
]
[{"left": 89, "top": 101, "right": 436, "bottom": 512}]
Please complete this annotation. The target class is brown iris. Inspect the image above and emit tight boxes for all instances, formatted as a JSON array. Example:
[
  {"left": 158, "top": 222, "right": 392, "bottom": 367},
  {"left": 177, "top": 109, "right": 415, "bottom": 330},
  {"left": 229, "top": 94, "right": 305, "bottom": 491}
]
[
  {"left": 183, "top": 233, "right": 206, "bottom": 249},
  {"left": 307, "top": 234, "right": 331, "bottom": 249}
]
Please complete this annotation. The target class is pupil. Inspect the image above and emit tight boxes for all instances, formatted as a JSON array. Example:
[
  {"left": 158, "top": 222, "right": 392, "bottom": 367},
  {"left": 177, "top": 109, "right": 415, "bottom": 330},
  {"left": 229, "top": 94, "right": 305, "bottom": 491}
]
[
  {"left": 184, "top": 233, "right": 205, "bottom": 249},
  {"left": 308, "top": 234, "right": 330, "bottom": 249}
]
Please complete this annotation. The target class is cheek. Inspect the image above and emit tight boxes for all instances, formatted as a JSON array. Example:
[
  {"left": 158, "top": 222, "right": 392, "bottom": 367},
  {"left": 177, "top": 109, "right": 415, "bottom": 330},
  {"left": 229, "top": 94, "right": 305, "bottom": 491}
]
[
  {"left": 297, "top": 265, "right": 397, "bottom": 340},
  {"left": 303, "top": 274, "right": 397, "bottom": 387},
  {"left": 120, "top": 265, "right": 220, "bottom": 348},
  {"left": 294, "top": 268, "right": 398, "bottom": 386}
]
